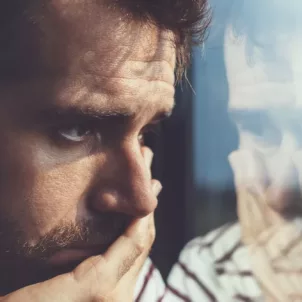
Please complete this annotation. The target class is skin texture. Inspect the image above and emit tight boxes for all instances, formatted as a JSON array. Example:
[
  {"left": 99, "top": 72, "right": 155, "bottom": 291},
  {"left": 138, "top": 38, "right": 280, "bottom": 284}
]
[
  {"left": 225, "top": 1, "right": 302, "bottom": 300},
  {"left": 0, "top": 0, "right": 176, "bottom": 296},
  {"left": 3, "top": 212, "right": 158, "bottom": 302}
]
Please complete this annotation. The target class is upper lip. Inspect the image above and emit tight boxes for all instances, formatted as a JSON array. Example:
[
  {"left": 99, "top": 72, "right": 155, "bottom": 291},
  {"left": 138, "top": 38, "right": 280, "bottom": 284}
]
[{"left": 65, "top": 242, "right": 108, "bottom": 250}]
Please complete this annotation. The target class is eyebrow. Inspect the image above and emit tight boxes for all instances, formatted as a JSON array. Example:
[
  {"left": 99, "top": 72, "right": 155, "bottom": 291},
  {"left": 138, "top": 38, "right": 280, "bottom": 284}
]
[{"left": 35, "top": 105, "right": 173, "bottom": 126}]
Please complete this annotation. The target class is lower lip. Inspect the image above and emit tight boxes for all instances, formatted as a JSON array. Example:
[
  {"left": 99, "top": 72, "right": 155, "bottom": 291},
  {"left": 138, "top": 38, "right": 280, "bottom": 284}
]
[{"left": 49, "top": 248, "right": 102, "bottom": 266}]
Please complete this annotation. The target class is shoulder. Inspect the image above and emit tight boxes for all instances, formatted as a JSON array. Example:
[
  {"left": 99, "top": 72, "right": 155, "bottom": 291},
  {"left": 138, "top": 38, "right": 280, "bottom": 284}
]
[
  {"left": 181, "top": 222, "right": 242, "bottom": 258},
  {"left": 166, "top": 223, "right": 263, "bottom": 301},
  {"left": 134, "top": 257, "right": 166, "bottom": 302}
]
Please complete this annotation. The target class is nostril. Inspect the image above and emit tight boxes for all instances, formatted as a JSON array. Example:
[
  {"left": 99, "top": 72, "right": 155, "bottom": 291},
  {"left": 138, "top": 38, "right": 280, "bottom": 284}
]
[
  {"left": 130, "top": 196, "right": 158, "bottom": 218},
  {"left": 266, "top": 185, "right": 302, "bottom": 215},
  {"left": 265, "top": 156, "right": 302, "bottom": 214},
  {"left": 89, "top": 185, "right": 158, "bottom": 218}
]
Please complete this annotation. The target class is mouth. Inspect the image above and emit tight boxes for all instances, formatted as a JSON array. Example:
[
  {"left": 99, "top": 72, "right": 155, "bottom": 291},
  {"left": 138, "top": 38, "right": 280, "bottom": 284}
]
[
  {"left": 48, "top": 245, "right": 107, "bottom": 266},
  {"left": 42, "top": 216, "right": 132, "bottom": 267}
]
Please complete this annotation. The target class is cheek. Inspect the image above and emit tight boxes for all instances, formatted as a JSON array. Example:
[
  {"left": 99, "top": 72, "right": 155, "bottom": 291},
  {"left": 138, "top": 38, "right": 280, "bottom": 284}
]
[
  {"left": 0, "top": 136, "right": 37, "bottom": 238},
  {"left": 0, "top": 137, "right": 97, "bottom": 241},
  {"left": 28, "top": 162, "right": 93, "bottom": 234}
]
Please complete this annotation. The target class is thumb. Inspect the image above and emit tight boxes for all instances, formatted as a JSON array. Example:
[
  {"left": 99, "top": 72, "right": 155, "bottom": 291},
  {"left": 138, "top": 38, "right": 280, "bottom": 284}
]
[
  {"left": 70, "top": 215, "right": 152, "bottom": 295},
  {"left": 121, "top": 213, "right": 155, "bottom": 282},
  {"left": 229, "top": 150, "right": 272, "bottom": 243},
  {"left": 228, "top": 149, "right": 269, "bottom": 193},
  {"left": 2, "top": 215, "right": 154, "bottom": 302}
]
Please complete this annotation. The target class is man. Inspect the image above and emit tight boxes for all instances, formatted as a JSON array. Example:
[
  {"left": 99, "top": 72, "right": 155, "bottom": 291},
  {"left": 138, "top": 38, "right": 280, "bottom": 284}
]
[
  {"left": 0, "top": 1, "right": 209, "bottom": 301},
  {"left": 161, "top": 1, "right": 302, "bottom": 301}
]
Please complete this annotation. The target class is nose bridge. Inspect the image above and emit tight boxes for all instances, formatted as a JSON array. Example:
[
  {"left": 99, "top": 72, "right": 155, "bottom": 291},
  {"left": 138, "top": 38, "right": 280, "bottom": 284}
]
[{"left": 118, "top": 142, "right": 150, "bottom": 185}]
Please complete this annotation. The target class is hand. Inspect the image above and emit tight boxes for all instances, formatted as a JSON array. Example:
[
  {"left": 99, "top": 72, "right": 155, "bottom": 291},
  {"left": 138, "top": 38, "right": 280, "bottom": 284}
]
[
  {"left": 2, "top": 147, "right": 161, "bottom": 302},
  {"left": 229, "top": 150, "right": 302, "bottom": 302},
  {"left": 2, "top": 214, "right": 155, "bottom": 302}
]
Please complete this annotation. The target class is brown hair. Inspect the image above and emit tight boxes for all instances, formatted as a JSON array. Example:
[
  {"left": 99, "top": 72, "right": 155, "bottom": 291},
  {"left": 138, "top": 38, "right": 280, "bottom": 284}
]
[
  {"left": 0, "top": 0, "right": 211, "bottom": 82},
  {"left": 105, "top": 0, "right": 211, "bottom": 78}
]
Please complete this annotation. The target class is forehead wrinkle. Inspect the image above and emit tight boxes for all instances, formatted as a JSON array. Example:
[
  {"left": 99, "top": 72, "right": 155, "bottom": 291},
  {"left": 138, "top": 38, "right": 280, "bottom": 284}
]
[
  {"left": 15, "top": 2, "right": 176, "bottom": 120},
  {"left": 30, "top": 1, "right": 150, "bottom": 77},
  {"left": 79, "top": 30, "right": 176, "bottom": 82},
  {"left": 126, "top": 29, "right": 176, "bottom": 66},
  {"left": 26, "top": 1, "right": 177, "bottom": 86},
  {"left": 82, "top": 61, "right": 175, "bottom": 88},
  {"left": 53, "top": 78, "right": 174, "bottom": 116}
]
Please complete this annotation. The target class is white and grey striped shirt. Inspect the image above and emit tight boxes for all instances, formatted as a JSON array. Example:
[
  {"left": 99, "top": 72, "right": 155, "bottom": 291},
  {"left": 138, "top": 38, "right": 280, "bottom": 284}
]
[{"left": 135, "top": 223, "right": 264, "bottom": 301}]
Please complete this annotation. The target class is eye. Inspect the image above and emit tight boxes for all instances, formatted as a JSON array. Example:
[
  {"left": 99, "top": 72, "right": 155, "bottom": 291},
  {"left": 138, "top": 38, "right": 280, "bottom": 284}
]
[
  {"left": 57, "top": 124, "right": 101, "bottom": 143},
  {"left": 138, "top": 132, "right": 145, "bottom": 145},
  {"left": 138, "top": 123, "right": 161, "bottom": 147}
]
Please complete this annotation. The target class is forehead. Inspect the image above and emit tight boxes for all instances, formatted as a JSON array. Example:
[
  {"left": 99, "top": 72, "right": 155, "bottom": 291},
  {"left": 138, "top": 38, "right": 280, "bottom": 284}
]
[
  {"left": 224, "top": 0, "right": 302, "bottom": 111},
  {"left": 6, "top": 1, "right": 176, "bottom": 115},
  {"left": 37, "top": 0, "right": 176, "bottom": 73}
]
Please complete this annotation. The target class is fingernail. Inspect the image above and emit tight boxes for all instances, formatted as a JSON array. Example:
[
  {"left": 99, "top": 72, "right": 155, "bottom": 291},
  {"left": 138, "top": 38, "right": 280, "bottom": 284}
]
[
  {"left": 143, "top": 147, "right": 154, "bottom": 169},
  {"left": 152, "top": 180, "right": 162, "bottom": 196},
  {"left": 140, "top": 214, "right": 151, "bottom": 227},
  {"left": 127, "top": 215, "right": 150, "bottom": 237},
  {"left": 229, "top": 150, "right": 262, "bottom": 181},
  {"left": 228, "top": 150, "right": 246, "bottom": 182}
]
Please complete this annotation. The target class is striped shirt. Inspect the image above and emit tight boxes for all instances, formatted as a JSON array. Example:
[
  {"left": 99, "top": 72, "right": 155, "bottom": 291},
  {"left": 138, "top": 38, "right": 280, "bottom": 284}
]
[
  {"left": 135, "top": 223, "right": 264, "bottom": 301},
  {"left": 134, "top": 257, "right": 166, "bottom": 301}
]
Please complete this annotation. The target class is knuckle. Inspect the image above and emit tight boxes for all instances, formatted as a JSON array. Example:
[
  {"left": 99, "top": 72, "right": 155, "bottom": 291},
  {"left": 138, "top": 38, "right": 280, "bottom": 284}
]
[
  {"left": 132, "top": 238, "right": 145, "bottom": 256},
  {"left": 131, "top": 223, "right": 155, "bottom": 255},
  {"left": 92, "top": 292, "right": 112, "bottom": 302},
  {"left": 148, "top": 224, "right": 156, "bottom": 244}
]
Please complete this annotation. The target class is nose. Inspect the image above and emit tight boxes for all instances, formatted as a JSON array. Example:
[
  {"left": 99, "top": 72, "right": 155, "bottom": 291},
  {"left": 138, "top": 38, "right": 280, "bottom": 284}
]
[
  {"left": 89, "top": 143, "right": 158, "bottom": 218},
  {"left": 265, "top": 132, "right": 302, "bottom": 214}
]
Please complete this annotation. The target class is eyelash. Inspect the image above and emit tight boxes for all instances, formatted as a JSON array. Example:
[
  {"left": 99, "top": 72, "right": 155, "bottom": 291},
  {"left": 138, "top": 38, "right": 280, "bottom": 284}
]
[
  {"left": 139, "top": 124, "right": 161, "bottom": 145},
  {"left": 51, "top": 122, "right": 161, "bottom": 147},
  {"left": 48, "top": 121, "right": 98, "bottom": 146}
]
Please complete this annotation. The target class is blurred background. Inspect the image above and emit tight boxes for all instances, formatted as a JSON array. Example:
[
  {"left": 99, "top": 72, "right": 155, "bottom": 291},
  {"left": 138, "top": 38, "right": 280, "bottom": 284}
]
[{"left": 149, "top": 1, "right": 239, "bottom": 279}]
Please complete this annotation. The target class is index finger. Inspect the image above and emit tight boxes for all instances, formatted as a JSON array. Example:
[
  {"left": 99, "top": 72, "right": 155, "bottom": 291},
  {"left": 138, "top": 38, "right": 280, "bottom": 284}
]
[
  {"left": 105, "top": 213, "right": 154, "bottom": 279},
  {"left": 71, "top": 214, "right": 153, "bottom": 286}
]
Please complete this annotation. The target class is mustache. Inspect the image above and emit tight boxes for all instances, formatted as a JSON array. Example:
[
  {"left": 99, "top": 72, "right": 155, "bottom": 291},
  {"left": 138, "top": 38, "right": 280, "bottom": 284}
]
[{"left": 20, "top": 213, "right": 131, "bottom": 259}]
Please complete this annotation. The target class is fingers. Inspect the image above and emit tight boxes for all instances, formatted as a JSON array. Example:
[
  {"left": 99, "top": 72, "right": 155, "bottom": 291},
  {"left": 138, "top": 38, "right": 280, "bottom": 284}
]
[
  {"left": 141, "top": 146, "right": 154, "bottom": 170},
  {"left": 250, "top": 240, "right": 302, "bottom": 302},
  {"left": 228, "top": 150, "right": 269, "bottom": 193},
  {"left": 13, "top": 214, "right": 156, "bottom": 302},
  {"left": 123, "top": 214, "right": 155, "bottom": 280},
  {"left": 249, "top": 246, "right": 289, "bottom": 302},
  {"left": 142, "top": 146, "right": 154, "bottom": 181},
  {"left": 229, "top": 150, "right": 269, "bottom": 242},
  {"left": 248, "top": 219, "right": 302, "bottom": 301},
  {"left": 118, "top": 180, "right": 160, "bottom": 282},
  {"left": 256, "top": 220, "right": 302, "bottom": 269},
  {"left": 266, "top": 158, "right": 301, "bottom": 214},
  {"left": 68, "top": 213, "right": 154, "bottom": 300},
  {"left": 72, "top": 214, "right": 151, "bottom": 280},
  {"left": 151, "top": 179, "right": 162, "bottom": 197},
  {"left": 229, "top": 150, "right": 282, "bottom": 243},
  {"left": 105, "top": 214, "right": 153, "bottom": 278},
  {"left": 141, "top": 146, "right": 162, "bottom": 197},
  {"left": 67, "top": 149, "right": 158, "bottom": 299},
  {"left": 112, "top": 180, "right": 159, "bottom": 285}
]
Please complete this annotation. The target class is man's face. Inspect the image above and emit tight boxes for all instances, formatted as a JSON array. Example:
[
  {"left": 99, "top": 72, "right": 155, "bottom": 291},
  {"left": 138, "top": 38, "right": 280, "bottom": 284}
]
[
  {"left": 0, "top": 0, "right": 175, "bottom": 292},
  {"left": 225, "top": 4, "right": 302, "bottom": 240}
]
